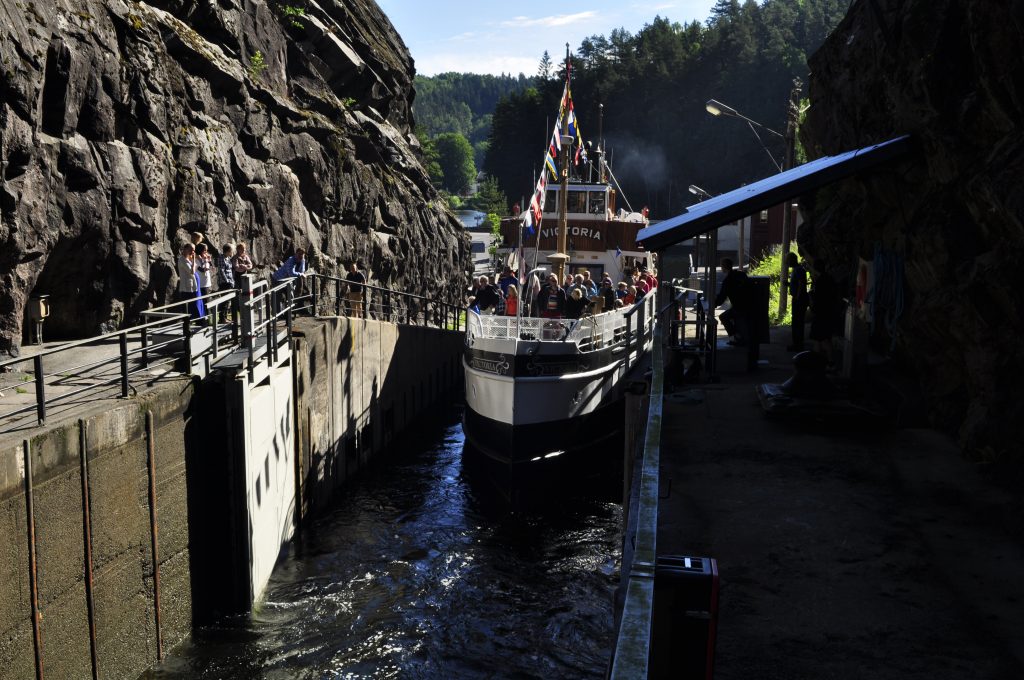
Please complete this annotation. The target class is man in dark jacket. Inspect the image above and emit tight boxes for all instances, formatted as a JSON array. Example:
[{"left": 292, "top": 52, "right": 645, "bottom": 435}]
[
  {"left": 715, "top": 258, "right": 750, "bottom": 345},
  {"left": 534, "top": 273, "right": 567, "bottom": 318},
  {"left": 787, "top": 252, "right": 809, "bottom": 352},
  {"left": 474, "top": 275, "right": 502, "bottom": 313}
]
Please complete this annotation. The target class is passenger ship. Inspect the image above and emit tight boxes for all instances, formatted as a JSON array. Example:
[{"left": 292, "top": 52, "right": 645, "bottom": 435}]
[{"left": 462, "top": 51, "right": 657, "bottom": 466}]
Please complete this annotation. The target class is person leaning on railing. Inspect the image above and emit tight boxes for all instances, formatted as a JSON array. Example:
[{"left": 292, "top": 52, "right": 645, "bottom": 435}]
[
  {"left": 345, "top": 262, "right": 365, "bottom": 318},
  {"left": 217, "top": 243, "right": 236, "bottom": 323}
]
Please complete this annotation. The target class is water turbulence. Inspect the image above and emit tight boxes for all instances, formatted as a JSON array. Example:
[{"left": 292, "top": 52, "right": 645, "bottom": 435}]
[{"left": 148, "top": 405, "right": 622, "bottom": 678}]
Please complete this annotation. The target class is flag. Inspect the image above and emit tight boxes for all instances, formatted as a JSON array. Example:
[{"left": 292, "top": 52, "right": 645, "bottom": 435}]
[
  {"left": 615, "top": 246, "right": 623, "bottom": 259},
  {"left": 544, "top": 151, "right": 558, "bottom": 181},
  {"left": 567, "top": 101, "right": 588, "bottom": 165},
  {"left": 523, "top": 209, "right": 535, "bottom": 237}
]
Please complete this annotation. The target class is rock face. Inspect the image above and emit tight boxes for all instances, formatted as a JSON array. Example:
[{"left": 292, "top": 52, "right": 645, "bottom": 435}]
[
  {"left": 801, "top": 0, "right": 1024, "bottom": 460},
  {"left": 0, "top": 0, "right": 470, "bottom": 351}
]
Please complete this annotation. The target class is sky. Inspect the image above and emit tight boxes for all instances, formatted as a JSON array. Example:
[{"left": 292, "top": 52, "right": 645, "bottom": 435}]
[{"left": 374, "top": 1, "right": 720, "bottom": 77}]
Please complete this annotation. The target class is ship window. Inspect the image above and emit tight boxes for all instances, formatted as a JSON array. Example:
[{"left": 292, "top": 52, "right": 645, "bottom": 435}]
[
  {"left": 588, "top": 191, "right": 606, "bottom": 215},
  {"left": 567, "top": 191, "right": 586, "bottom": 213},
  {"left": 545, "top": 190, "right": 559, "bottom": 212},
  {"left": 760, "top": 209, "right": 769, "bottom": 221}
]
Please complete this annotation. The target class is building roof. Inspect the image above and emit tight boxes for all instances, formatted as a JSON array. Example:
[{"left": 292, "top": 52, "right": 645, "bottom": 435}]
[{"left": 636, "top": 135, "right": 913, "bottom": 251}]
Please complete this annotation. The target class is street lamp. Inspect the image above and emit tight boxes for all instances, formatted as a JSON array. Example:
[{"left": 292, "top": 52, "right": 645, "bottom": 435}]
[
  {"left": 705, "top": 80, "right": 802, "bottom": 317},
  {"left": 688, "top": 184, "right": 713, "bottom": 201},
  {"left": 705, "top": 99, "right": 784, "bottom": 172}
]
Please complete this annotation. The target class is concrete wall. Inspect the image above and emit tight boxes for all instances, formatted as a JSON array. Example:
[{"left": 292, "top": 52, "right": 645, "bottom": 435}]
[
  {"left": 0, "top": 379, "right": 195, "bottom": 680},
  {"left": 292, "top": 317, "right": 464, "bottom": 518},
  {"left": 0, "top": 316, "right": 465, "bottom": 678}
]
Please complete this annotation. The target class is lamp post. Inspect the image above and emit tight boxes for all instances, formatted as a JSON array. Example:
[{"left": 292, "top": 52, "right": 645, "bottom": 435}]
[{"left": 705, "top": 79, "right": 802, "bottom": 317}]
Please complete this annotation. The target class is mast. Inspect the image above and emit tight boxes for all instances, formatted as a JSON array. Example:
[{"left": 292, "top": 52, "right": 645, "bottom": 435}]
[{"left": 547, "top": 44, "right": 573, "bottom": 284}]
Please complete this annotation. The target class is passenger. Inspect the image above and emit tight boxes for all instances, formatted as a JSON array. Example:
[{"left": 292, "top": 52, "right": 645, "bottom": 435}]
[
  {"left": 565, "top": 288, "right": 588, "bottom": 319},
  {"left": 616, "top": 282, "right": 629, "bottom": 299},
  {"left": 217, "top": 244, "right": 236, "bottom": 323},
  {"left": 535, "top": 274, "right": 566, "bottom": 318},
  {"left": 581, "top": 270, "right": 599, "bottom": 297},
  {"left": 232, "top": 242, "right": 255, "bottom": 281},
  {"left": 600, "top": 279, "right": 617, "bottom": 312},
  {"left": 474, "top": 275, "right": 501, "bottom": 313},
  {"left": 498, "top": 266, "right": 519, "bottom": 297},
  {"left": 175, "top": 243, "right": 200, "bottom": 319},
  {"left": 505, "top": 286, "right": 519, "bottom": 316},
  {"left": 195, "top": 243, "right": 214, "bottom": 302},
  {"left": 272, "top": 248, "right": 308, "bottom": 283},
  {"left": 346, "top": 262, "right": 366, "bottom": 318},
  {"left": 622, "top": 286, "right": 637, "bottom": 305}
]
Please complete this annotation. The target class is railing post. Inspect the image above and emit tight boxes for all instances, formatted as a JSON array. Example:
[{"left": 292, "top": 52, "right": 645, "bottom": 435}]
[
  {"left": 119, "top": 333, "right": 130, "bottom": 397},
  {"left": 181, "top": 316, "right": 193, "bottom": 374},
  {"left": 241, "top": 275, "right": 255, "bottom": 382},
  {"left": 335, "top": 279, "right": 342, "bottom": 316},
  {"left": 231, "top": 291, "right": 240, "bottom": 346},
  {"left": 33, "top": 355, "right": 46, "bottom": 426},
  {"left": 625, "top": 314, "right": 633, "bottom": 372},
  {"left": 141, "top": 327, "right": 149, "bottom": 368},
  {"left": 211, "top": 303, "right": 220, "bottom": 360},
  {"left": 286, "top": 282, "right": 295, "bottom": 350}
]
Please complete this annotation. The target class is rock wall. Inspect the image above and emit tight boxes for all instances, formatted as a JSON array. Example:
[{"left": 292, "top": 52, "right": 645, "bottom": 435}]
[
  {"left": 801, "top": 0, "right": 1024, "bottom": 460},
  {"left": 0, "top": 0, "right": 470, "bottom": 351}
]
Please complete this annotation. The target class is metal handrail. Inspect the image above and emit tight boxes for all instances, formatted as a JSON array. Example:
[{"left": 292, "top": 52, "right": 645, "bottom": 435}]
[
  {"left": 307, "top": 273, "right": 466, "bottom": 332},
  {"left": 2, "top": 273, "right": 468, "bottom": 431},
  {"left": 609, "top": 301, "right": 668, "bottom": 678}
]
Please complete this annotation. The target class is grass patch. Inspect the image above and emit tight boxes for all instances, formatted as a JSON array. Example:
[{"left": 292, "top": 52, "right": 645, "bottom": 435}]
[{"left": 749, "top": 243, "right": 797, "bottom": 326}]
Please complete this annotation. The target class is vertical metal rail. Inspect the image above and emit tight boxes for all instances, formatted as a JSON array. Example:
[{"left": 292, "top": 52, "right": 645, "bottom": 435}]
[
  {"left": 24, "top": 440, "right": 44, "bottom": 680},
  {"left": 78, "top": 421, "right": 99, "bottom": 680},
  {"left": 610, "top": 316, "right": 664, "bottom": 679},
  {"left": 144, "top": 411, "right": 164, "bottom": 660},
  {"left": 33, "top": 355, "right": 46, "bottom": 426},
  {"left": 119, "top": 334, "right": 130, "bottom": 397}
]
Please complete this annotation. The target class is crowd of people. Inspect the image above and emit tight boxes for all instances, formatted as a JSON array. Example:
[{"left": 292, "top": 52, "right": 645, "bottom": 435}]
[
  {"left": 173, "top": 232, "right": 368, "bottom": 320},
  {"left": 467, "top": 264, "right": 659, "bottom": 319}
]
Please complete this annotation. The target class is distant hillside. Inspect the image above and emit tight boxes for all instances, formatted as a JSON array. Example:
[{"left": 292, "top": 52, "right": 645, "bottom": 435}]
[
  {"left": 413, "top": 73, "right": 534, "bottom": 165},
  {"left": 483, "top": 0, "right": 851, "bottom": 223}
]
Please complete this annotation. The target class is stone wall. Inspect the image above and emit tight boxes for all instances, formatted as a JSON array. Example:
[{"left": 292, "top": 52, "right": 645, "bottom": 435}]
[
  {"left": 0, "top": 0, "right": 470, "bottom": 354},
  {"left": 292, "top": 316, "right": 464, "bottom": 518},
  {"left": 799, "top": 0, "right": 1024, "bottom": 461}
]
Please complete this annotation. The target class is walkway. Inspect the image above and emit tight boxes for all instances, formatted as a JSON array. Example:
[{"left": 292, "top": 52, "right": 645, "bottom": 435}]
[{"left": 657, "top": 329, "right": 1024, "bottom": 678}]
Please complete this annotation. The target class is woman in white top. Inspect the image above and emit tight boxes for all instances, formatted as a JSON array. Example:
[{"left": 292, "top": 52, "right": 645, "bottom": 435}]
[{"left": 195, "top": 243, "right": 214, "bottom": 296}]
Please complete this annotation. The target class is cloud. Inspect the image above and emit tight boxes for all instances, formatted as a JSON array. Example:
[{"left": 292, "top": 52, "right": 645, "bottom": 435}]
[
  {"left": 500, "top": 11, "right": 599, "bottom": 29},
  {"left": 414, "top": 53, "right": 539, "bottom": 77}
]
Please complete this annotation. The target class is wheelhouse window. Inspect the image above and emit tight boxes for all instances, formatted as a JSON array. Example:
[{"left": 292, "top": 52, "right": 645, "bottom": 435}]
[
  {"left": 567, "top": 191, "right": 586, "bottom": 213},
  {"left": 588, "top": 191, "right": 606, "bottom": 215}
]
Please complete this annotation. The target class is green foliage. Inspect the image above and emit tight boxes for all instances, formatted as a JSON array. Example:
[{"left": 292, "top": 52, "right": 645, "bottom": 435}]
[
  {"left": 486, "top": 213, "right": 502, "bottom": 259},
  {"left": 445, "top": 193, "right": 463, "bottom": 210},
  {"left": 537, "top": 50, "right": 553, "bottom": 80},
  {"left": 434, "top": 132, "right": 476, "bottom": 194},
  {"left": 750, "top": 242, "right": 797, "bottom": 326},
  {"left": 465, "top": 176, "right": 507, "bottom": 216},
  {"left": 279, "top": 4, "right": 305, "bottom": 28},
  {"left": 413, "top": 72, "right": 534, "bottom": 161},
  {"left": 417, "top": 129, "right": 444, "bottom": 187},
  {"left": 485, "top": 0, "right": 849, "bottom": 217},
  {"left": 248, "top": 51, "right": 266, "bottom": 78}
]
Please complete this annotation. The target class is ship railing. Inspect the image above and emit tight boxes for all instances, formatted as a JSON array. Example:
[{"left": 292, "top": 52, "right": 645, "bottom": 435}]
[{"left": 466, "top": 293, "right": 657, "bottom": 360}]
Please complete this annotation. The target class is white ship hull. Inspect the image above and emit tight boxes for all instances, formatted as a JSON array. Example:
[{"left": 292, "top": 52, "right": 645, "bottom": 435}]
[{"left": 463, "top": 295, "right": 656, "bottom": 465}]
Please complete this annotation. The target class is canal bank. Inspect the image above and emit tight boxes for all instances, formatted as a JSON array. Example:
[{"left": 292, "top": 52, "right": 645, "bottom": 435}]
[{"left": 0, "top": 314, "right": 463, "bottom": 680}]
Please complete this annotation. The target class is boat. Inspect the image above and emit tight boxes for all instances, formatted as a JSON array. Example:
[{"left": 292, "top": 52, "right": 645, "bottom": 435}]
[{"left": 462, "top": 48, "right": 657, "bottom": 466}]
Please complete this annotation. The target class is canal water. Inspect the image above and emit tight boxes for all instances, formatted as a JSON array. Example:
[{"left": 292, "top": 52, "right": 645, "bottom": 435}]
[{"left": 147, "top": 405, "right": 623, "bottom": 678}]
